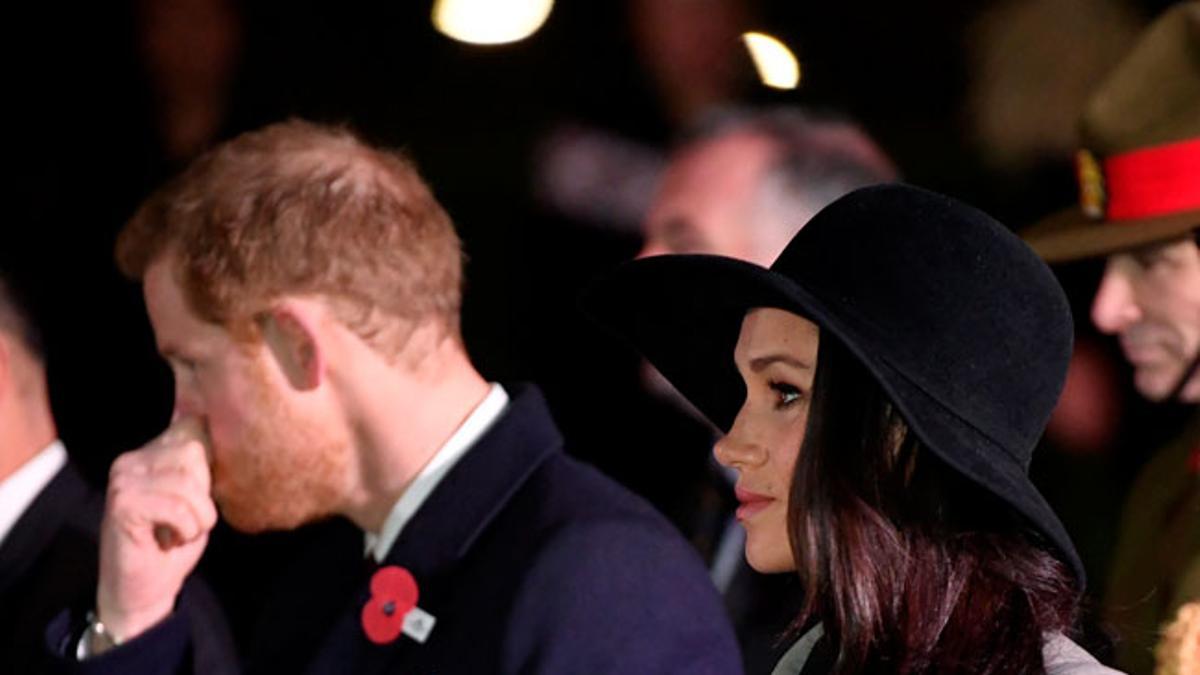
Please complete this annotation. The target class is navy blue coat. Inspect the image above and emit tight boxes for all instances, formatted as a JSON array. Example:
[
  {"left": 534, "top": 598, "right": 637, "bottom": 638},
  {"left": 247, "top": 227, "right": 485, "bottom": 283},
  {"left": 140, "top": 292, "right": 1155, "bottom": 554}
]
[{"left": 49, "top": 385, "right": 742, "bottom": 674}]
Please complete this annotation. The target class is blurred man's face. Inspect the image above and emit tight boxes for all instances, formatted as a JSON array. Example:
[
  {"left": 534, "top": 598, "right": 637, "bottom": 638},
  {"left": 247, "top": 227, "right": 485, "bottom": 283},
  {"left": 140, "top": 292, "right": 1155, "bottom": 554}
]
[
  {"left": 143, "top": 255, "right": 354, "bottom": 531},
  {"left": 1091, "top": 236, "right": 1200, "bottom": 402},
  {"left": 0, "top": 329, "right": 26, "bottom": 481},
  {"left": 640, "top": 132, "right": 776, "bottom": 264},
  {"left": 0, "top": 320, "right": 53, "bottom": 482}
]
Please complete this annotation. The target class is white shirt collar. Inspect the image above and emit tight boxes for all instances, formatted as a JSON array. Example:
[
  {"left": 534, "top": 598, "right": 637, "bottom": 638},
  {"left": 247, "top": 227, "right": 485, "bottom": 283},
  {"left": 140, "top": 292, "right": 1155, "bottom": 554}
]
[
  {"left": 364, "top": 383, "right": 509, "bottom": 562},
  {"left": 0, "top": 440, "right": 68, "bottom": 547}
]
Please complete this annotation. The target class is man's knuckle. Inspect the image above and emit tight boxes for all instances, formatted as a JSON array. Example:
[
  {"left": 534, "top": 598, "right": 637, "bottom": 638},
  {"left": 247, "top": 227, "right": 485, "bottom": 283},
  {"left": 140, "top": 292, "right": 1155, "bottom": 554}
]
[
  {"left": 110, "top": 452, "right": 136, "bottom": 475},
  {"left": 107, "top": 488, "right": 136, "bottom": 516}
]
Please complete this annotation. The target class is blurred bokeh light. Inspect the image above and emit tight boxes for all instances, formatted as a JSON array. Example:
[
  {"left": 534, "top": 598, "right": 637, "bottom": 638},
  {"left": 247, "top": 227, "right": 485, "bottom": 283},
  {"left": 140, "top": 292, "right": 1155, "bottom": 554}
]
[
  {"left": 741, "top": 31, "right": 800, "bottom": 89},
  {"left": 432, "top": 0, "right": 555, "bottom": 45}
]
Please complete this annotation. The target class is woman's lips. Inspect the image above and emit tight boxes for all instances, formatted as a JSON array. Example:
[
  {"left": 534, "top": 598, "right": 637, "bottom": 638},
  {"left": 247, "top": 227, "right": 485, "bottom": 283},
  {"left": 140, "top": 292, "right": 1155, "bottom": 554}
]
[{"left": 735, "top": 486, "right": 774, "bottom": 520}]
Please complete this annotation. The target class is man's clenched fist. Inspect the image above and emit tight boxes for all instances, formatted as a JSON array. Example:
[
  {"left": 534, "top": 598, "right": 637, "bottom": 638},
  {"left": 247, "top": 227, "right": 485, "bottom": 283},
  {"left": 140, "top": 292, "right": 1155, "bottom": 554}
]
[{"left": 96, "top": 417, "right": 218, "bottom": 642}]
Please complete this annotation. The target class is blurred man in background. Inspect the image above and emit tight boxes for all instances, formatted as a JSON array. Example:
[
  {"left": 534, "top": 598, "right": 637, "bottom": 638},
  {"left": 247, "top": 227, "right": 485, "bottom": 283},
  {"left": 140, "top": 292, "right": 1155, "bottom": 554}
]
[
  {"left": 1024, "top": 4, "right": 1200, "bottom": 673},
  {"left": 640, "top": 107, "right": 898, "bottom": 261},
  {"left": 638, "top": 106, "right": 897, "bottom": 672},
  {"left": 0, "top": 267, "right": 235, "bottom": 673}
]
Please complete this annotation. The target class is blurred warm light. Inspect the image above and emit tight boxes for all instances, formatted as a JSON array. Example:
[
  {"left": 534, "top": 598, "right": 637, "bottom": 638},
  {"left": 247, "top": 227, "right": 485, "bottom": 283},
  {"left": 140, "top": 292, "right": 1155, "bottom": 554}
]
[
  {"left": 742, "top": 32, "right": 800, "bottom": 89},
  {"left": 432, "top": 0, "right": 554, "bottom": 45}
]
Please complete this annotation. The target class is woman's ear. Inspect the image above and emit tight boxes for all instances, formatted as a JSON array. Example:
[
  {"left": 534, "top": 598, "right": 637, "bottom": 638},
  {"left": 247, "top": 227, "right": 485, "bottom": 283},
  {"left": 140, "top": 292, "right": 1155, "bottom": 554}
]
[{"left": 258, "top": 303, "right": 324, "bottom": 391}]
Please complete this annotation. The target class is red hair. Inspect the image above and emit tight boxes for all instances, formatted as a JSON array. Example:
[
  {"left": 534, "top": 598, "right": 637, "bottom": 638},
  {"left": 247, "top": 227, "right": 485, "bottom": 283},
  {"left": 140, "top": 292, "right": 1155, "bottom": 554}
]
[{"left": 117, "top": 119, "right": 463, "bottom": 352}]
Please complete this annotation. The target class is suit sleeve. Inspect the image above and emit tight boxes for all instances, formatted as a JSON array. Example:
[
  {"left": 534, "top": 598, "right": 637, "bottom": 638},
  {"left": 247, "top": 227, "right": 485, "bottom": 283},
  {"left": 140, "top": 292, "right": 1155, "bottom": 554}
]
[
  {"left": 42, "top": 577, "right": 240, "bottom": 675},
  {"left": 44, "top": 607, "right": 193, "bottom": 675},
  {"left": 501, "top": 518, "right": 744, "bottom": 675}
]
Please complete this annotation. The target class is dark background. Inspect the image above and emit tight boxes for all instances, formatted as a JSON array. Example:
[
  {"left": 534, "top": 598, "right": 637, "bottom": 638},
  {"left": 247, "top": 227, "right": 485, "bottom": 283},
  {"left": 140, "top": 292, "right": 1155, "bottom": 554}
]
[{"left": 5, "top": 0, "right": 1195, "bottom": 653}]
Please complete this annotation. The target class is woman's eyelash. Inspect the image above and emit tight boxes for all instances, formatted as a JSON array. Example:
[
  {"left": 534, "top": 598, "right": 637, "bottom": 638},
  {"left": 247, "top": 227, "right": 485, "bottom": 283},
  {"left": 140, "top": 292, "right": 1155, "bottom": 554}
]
[{"left": 768, "top": 381, "right": 803, "bottom": 407}]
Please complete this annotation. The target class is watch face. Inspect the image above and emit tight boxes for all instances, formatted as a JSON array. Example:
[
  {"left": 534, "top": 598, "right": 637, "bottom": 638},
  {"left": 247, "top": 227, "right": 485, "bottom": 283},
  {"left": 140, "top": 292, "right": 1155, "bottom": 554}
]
[{"left": 81, "top": 613, "right": 120, "bottom": 657}]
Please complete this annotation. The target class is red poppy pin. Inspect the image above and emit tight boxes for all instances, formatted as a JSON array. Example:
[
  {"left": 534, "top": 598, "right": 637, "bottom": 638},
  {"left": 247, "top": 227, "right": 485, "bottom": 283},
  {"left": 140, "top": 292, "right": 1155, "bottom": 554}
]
[{"left": 361, "top": 565, "right": 437, "bottom": 645}]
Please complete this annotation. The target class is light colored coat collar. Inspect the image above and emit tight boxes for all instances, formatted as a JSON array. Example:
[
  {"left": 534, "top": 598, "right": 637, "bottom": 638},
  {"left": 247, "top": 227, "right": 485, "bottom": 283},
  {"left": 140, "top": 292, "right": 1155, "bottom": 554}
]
[{"left": 771, "top": 624, "right": 1126, "bottom": 675}]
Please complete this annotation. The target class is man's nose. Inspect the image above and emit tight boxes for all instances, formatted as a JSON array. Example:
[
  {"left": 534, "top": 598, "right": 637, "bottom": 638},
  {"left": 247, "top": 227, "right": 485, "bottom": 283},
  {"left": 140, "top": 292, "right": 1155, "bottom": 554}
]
[{"left": 1091, "top": 263, "right": 1141, "bottom": 335}]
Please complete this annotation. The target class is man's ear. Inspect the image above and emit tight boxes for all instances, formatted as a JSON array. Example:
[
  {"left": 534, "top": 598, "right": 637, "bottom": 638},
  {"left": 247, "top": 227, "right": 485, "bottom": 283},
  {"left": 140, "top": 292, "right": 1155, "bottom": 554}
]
[{"left": 258, "top": 303, "right": 324, "bottom": 391}]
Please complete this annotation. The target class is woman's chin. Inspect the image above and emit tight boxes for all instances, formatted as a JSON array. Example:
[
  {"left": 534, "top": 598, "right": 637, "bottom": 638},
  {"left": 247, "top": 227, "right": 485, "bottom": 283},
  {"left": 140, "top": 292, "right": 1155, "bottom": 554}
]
[{"left": 744, "top": 542, "right": 797, "bottom": 574}]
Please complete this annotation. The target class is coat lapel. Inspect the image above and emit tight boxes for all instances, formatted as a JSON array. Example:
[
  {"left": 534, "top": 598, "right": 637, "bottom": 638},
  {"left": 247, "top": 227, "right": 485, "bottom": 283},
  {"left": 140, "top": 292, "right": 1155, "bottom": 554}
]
[
  {"left": 308, "top": 384, "right": 562, "bottom": 673},
  {"left": 382, "top": 384, "right": 561, "bottom": 579}
]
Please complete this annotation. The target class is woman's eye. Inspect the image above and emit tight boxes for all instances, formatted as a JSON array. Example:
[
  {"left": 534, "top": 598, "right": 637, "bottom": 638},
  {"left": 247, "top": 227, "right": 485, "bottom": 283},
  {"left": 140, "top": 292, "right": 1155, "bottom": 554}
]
[{"left": 769, "top": 381, "right": 803, "bottom": 408}]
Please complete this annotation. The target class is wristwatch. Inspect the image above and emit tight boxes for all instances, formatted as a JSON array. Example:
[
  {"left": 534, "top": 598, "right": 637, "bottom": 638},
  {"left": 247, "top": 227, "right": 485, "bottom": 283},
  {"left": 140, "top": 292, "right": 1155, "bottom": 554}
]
[{"left": 78, "top": 611, "right": 121, "bottom": 658}]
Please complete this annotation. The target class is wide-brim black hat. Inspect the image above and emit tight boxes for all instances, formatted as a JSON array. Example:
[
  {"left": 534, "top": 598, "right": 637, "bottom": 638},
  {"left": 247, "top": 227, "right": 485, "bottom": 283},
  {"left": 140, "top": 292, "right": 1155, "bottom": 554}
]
[{"left": 584, "top": 183, "right": 1086, "bottom": 586}]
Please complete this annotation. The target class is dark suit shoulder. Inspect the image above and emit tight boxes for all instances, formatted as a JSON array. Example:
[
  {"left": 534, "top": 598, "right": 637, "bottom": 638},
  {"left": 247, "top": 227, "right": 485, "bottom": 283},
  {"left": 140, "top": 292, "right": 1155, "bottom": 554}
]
[
  {"left": 0, "top": 465, "right": 101, "bottom": 673},
  {"left": 516, "top": 449, "right": 679, "bottom": 530},
  {"left": 483, "top": 452, "right": 743, "bottom": 674}
]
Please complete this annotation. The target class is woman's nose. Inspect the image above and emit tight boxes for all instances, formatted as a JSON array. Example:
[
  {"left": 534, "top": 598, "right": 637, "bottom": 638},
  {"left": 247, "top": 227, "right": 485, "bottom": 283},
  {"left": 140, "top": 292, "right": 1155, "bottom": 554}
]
[{"left": 713, "top": 411, "right": 769, "bottom": 469}]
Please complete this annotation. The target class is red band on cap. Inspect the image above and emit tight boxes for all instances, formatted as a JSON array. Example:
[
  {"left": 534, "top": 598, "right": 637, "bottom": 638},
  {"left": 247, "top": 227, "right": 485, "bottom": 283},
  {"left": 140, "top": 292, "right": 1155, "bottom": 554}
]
[{"left": 1102, "top": 138, "right": 1200, "bottom": 221}]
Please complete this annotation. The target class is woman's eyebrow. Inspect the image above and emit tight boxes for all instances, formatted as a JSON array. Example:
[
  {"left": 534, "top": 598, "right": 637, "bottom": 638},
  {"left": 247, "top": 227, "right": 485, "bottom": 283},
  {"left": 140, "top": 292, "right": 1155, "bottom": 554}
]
[{"left": 748, "top": 354, "right": 811, "bottom": 372}]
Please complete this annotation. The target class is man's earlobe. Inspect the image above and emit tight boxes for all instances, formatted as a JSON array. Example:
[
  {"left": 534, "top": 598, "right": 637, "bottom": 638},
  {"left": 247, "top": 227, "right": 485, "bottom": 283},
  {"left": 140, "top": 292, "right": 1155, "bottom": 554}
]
[{"left": 259, "top": 307, "right": 323, "bottom": 391}]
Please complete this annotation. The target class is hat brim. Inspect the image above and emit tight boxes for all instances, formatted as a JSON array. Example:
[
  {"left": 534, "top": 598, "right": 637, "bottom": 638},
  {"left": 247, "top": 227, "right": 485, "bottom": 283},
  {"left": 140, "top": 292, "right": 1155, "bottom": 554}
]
[
  {"left": 583, "top": 254, "right": 1086, "bottom": 586},
  {"left": 1024, "top": 205, "right": 1199, "bottom": 263}
]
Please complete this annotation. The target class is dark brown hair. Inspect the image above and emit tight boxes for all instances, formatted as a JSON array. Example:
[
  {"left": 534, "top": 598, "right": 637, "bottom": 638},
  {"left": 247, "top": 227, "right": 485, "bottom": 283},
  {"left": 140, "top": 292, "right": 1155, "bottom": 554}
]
[
  {"left": 116, "top": 119, "right": 463, "bottom": 353},
  {"left": 787, "top": 335, "right": 1079, "bottom": 673}
]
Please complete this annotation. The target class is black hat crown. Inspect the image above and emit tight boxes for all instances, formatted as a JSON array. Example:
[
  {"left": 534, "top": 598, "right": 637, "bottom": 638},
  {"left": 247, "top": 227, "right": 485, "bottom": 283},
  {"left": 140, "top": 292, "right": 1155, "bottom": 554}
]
[{"left": 769, "top": 185, "right": 1072, "bottom": 471}]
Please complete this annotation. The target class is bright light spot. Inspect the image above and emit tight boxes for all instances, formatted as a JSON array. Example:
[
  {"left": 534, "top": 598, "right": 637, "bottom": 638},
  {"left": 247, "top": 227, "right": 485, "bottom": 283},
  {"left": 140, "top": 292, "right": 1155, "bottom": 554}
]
[
  {"left": 742, "top": 32, "right": 800, "bottom": 90},
  {"left": 432, "top": 0, "right": 554, "bottom": 45}
]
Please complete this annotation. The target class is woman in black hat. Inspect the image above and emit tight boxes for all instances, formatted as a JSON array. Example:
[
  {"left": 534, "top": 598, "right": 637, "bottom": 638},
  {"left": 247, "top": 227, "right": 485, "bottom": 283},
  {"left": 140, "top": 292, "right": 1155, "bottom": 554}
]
[{"left": 586, "top": 184, "right": 1122, "bottom": 674}]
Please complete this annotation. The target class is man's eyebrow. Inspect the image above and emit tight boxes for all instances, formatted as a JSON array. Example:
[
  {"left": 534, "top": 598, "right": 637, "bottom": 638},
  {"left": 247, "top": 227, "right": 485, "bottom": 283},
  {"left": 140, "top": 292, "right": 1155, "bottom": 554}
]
[
  {"left": 748, "top": 354, "right": 811, "bottom": 372},
  {"left": 1130, "top": 237, "right": 1186, "bottom": 258}
]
